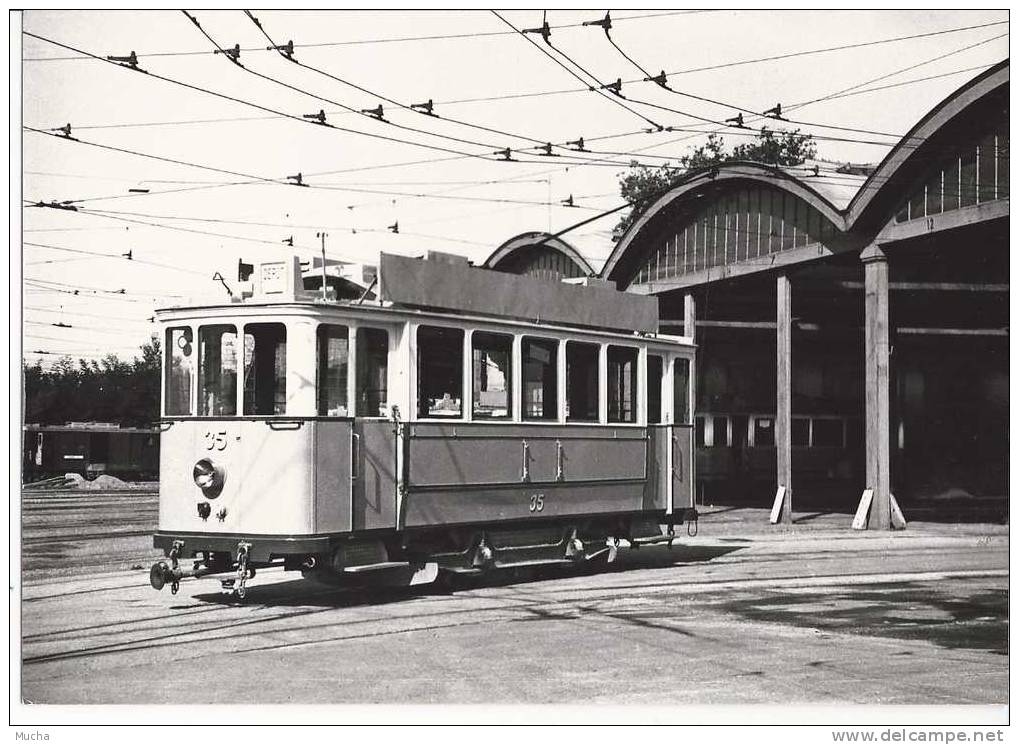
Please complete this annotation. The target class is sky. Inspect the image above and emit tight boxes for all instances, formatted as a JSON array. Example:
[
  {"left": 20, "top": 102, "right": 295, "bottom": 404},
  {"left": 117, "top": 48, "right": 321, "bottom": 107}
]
[{"left": 17, "top": 9, "right": 1009, "bottom": 366}]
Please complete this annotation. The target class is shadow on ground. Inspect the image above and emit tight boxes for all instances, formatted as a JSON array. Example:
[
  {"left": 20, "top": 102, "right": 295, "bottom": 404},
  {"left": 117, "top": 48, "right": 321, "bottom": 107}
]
[{"left": 192, "top": 544, "right": 746, "bottom": 609}]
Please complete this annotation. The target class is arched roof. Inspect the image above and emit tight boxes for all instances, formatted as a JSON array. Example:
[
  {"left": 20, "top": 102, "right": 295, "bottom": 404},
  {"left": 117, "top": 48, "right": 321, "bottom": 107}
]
[
  {"left": 484, "top": 231, "right": 595, "bottom": 277},
  {"left": 601, "top": 163, "right": 849, "bottom": 282},
  {"left": 846, "top": 59, "right": 1009, "bottom": 231},
  {"left": 599, "top": 59, "right": 1008, "bottom": 287}
]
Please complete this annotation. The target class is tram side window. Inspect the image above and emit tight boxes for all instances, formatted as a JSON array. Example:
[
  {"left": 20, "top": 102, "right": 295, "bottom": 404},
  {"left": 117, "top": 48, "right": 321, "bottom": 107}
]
[
  {"left": 472, "top": 332, "right": 512, "bottom": 419},
  {"left": 812, "top": 418, "right": 844, "bottom": 448},
  {"left": 165, "top": 327, "right": 193, "bottom": 415},
  {"left": 647, "top": 355, "right": 663, "bottom": 424},
  {"left": 754, "top": 417, "right": 775, "bottom": 447},
  {"left": 792, "top": 417, "right": 810, "bottom": 447},
  {"left": 712, "top": 416, "right": 729, "bottom": 447},
  {"left": 198, "top": 325, "right": 237, "bottom": 416},
  {"left": 357, "top": 328, "right": 389, "bottom": 417},
  {"left": 243, "top": 323, "right": 287, "bottom": 415},
  {"left": 565, "top": 341, "right": 598, "bottom": 422},
  {"left": 695, "top": 416, "right": 706, "bottom": 446},
  {"left": 673, "top": 358, "right": 691, "bottom": 424},
  {"left": 523, "top": 337, "right": 559, "bottom": 420},
  {"left": 608, "top": 346, "right": 638, "bottom": 423},
  {"left": 418, "top": 326, "right": 463, "bottom": 418},
  {"left": 317, "top": 325, "right": 349, "bottom": 416}
]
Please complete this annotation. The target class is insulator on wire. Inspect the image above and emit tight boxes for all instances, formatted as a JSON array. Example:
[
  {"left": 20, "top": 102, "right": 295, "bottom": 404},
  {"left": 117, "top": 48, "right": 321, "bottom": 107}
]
[
  {"left": 523, "top": 19, "right": 552, "bottom": 44},
  {"left": 561, "top": 194, "right": 575, "bottom": 208},
  {"left": 495, "top": 148, "right": 515, "bottom": 161},
  {"left": 763, "top": 103, "right": 784, "bottom": 119},
  {"left": 287, "top": 173, "right": 306, "bottom": 187},
  {"left": 215, "top": 44, "right": 241, "bottom": 63},
  {"left": 52, "top": 123, "right": 72, "bottom": 138},
  {"left": 303, "top": 109, "right": 327, "bottom": 125},
  {"left": 601, "top": 78, "right": 623, "bottom": 95},
  {"left": 537, "top": 142, "right": 558, "bottom": 157},
  {"left": 282, "top": 236, "right": 294, "bottom": 246},
  {"left": 388, "top": 221, "right": 399, "bottom": 234},
  {"left": 725, "top": 113, "right": 746, "bottom": 128},
  {"left": 362, "top": 105, "right": 385, "bottom": 120},
  {"left": 270, "top": 40, "right": 295, "bottom": 59},
  {"left": 411, "top": 99, "right": 435, "bottom": 116},
  {"left": 645, "top": 70, "right": 668, "bottom": 88},
  {"left": 566, "top": 137, "right": 587, "bottom": 152},
  {"left": 122, "top": 250, "right": 133, "bottom": 260},
  {"left": 107, "top": 51, "right": 139, "bottom": 69},
  {"left": 582, "top": 11, "right": 612, "bottom": 31}
]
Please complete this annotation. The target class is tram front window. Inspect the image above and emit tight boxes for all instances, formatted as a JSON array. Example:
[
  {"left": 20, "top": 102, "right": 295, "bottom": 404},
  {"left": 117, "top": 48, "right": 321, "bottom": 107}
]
[
  {"left": 165, "top": 327, "right": 193, "bottom": 416},
  {"left": 317, "top": 324, "right": 349, "bottom": 416},
  {"left": 418, "top": 325, "right": 463, "bottom": 418},
  {"left": 198, "top": 325, "right": 237, "bottom": 416},
  {"left": 608, "top": 345, "right": 638, "bottom": 423},
  {"left": 473, "top": 332, "right": 512, "bottom": 418},
  {"left": 357, "top": 327, "right": 389, "bottom": 417},
  {"left": 566, "top": 341, "right": 598, "bottom": 422},
  {"left": 243, "top": 323, "right": 287, "bottom": 415},
  {"left": 523, "top": 337, "right": 558, "bottom": 420}
]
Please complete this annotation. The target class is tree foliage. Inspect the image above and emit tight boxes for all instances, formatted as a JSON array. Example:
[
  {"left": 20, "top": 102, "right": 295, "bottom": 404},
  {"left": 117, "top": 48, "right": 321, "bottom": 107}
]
[
  {"left": 23, "top": 335, "right": 162, "bottom": 426},
  {"left": 615, "top": 128, "right": 818, "bottom": 235}
]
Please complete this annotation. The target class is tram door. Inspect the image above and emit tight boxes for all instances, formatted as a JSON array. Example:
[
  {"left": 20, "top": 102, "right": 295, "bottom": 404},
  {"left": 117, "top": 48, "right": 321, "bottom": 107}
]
[
  {"left": 351, "top": 326, "right": 399, "bottom": 531},
  {"left": 671, "top": 358, "right": 694, "bottom": 510}
]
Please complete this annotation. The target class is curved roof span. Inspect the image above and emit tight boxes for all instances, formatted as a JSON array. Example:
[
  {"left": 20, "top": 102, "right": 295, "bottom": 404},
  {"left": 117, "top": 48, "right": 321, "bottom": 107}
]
[
  {"left": 599, "top": 60, "right": 1008, "bottom": 289},
  {"left": 484, "top": 231, "right": 595, "bottom": 280},
  {"left": 601, "top": 163, "right": 849, "bottom": 283},
  {"left": 845, "top": 59, "right": 1009, "bottom": 233}
]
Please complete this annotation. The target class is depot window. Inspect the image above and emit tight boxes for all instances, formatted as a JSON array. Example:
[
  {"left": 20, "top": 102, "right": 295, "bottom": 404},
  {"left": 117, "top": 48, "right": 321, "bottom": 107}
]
[
  {"left": 418, "top": 325, "right": 464, "bottom": 418},
  {"left": 165, "top": 327, "right": 193, "bottom": 416},
  {"left": 754, "top": 417, "right": 775, "bottom": 447},
  {"left": 565, "top": 341, "right": 598, "bottom": 422},
  {"left": 243, "top": 323, "right": 287, "bottom": 415},
  {"left": 792, "top": 417, "right": 810, "bottom": 447},
  {"left": 198, "top": 325, "right": 238, "bottom": 416},
  {"left": 523, "top": 337, "right": 558, "bottom": 420},
  {"left": 607, "top": 345, "right": 638, "bottom": 423},
  {"left": 472, "top": 331, "right": 512, "bottom": 419},
  {"left": 812, "top": 418, "right": 844, "bottom": 448},
  {"left": 317, "top": 325, "right": 349, "bottom": 416},
  {"left": 356, "top": 327, "right": 389, "bottom": 417}
]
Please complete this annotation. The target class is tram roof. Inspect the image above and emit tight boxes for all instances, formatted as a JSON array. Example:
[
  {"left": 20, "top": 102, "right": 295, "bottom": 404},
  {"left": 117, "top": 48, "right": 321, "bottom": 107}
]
[{"left": 157, "top": 252, "right": 661, "bottom": 335}]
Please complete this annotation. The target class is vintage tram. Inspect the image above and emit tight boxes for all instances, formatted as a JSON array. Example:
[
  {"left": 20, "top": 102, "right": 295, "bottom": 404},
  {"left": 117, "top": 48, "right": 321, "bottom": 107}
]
[{"left": 148, "top": 252, "right": 697, "bottom": 597}]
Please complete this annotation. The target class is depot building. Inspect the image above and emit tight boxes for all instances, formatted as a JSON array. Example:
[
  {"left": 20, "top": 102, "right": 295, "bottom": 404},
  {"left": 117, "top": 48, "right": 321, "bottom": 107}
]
[{"left": 486, "top": 61, "right": 1009, "bottom": 528}]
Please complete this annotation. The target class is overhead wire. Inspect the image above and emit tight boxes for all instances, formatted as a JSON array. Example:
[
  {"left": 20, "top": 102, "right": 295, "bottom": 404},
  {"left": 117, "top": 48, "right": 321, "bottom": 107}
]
[
  {"left": 242, "top": 9, "right": 550, "bottom": 149},
  {"left": 23, "top": 10, "right": 710, "bottom": 60},
  {"left": 490, "top": 11, "right": 663, "bottom": 131},
  {"left": 414, "top": 20, "right": 1010, "bottom": 107}
]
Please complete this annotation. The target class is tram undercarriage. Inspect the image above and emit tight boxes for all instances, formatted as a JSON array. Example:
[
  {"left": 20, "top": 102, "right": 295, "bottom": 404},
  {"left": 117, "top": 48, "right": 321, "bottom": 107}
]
[{"left": 150, "top": 510, "right": 698, "bottom": 598}]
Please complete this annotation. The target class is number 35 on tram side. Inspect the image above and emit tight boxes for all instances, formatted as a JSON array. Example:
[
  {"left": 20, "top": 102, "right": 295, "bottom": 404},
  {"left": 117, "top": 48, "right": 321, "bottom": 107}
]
[{"left": 148, "top": 252, "right": 697, "bottom": 597}]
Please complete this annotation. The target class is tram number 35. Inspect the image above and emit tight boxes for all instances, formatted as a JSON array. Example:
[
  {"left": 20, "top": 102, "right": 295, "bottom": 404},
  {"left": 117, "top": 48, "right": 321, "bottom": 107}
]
[
  {"left": 528, "top": 493, "right": 545, "bottom": 513},
  {"left": 204, "top": 431, "right": 228, "bottom": 451}
]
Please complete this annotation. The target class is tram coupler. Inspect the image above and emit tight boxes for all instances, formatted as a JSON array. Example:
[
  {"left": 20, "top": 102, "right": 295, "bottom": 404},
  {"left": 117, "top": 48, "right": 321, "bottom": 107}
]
[{"left": 149, "top": 559, "right": 214, "bottom": 592}]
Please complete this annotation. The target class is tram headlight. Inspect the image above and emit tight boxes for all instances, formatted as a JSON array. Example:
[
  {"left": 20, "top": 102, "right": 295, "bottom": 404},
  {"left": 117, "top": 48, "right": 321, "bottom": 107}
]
[{"left": 193, "top": 458, "right": 225, "bottom": 497}]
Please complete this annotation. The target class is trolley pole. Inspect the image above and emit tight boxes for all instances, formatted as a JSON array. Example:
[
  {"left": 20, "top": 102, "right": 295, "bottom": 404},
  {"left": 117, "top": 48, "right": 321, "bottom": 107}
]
[{"left": 316, "top": 231, "right": 328, "bottom": 301}]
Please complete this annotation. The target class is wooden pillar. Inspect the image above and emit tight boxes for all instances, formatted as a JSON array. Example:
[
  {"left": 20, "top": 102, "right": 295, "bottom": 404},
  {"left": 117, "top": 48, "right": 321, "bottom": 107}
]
[
  {"left": 775, "top": 273, "right": 792, "bottom": 523},
  {"left": 684, "top": 293, "right": 696, "bottom": 339},
  {"left": 862, "top": 245, "right": 891, "bottom": 530}
]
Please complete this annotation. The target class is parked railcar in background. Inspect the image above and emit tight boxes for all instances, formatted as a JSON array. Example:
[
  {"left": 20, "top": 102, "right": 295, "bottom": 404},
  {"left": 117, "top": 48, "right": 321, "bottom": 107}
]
[
  {"left": 694, "top": 412, "right": 864, "bottom": 505},
  {"left": 148, "top": 252, "right": 697, "bottom": 598},
  {"left": 22, "top": 423, "right": 160, "bottom": 482}
]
